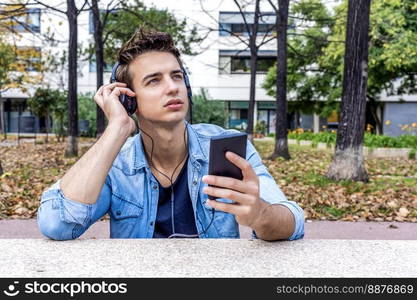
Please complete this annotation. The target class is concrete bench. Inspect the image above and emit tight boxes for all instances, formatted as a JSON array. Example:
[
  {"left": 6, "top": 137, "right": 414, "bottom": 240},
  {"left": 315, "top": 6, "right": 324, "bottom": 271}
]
[{"left": 0, "top": 239, "right": 416, "bottom": 277}]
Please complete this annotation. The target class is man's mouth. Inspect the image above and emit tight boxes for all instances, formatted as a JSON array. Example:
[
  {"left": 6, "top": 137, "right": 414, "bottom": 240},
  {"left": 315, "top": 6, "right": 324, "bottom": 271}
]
[
  {"left": 164, "top": 99, "right": 184, "bottom": 110},
  {"left": 164, "top": 99, "right": 184, "bottom": 107}
]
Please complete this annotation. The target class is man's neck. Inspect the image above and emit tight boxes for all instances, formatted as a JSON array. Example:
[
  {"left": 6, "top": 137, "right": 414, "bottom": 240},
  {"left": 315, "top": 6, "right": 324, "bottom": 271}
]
[{"left": 139, "top": 120, "right": 188, "bottom": 172}]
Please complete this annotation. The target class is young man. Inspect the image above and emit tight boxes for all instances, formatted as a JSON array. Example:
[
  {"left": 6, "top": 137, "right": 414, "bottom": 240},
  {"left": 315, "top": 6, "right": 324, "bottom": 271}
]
[{"left": 37, "top": 29, "right": 304, "bottom": 241}]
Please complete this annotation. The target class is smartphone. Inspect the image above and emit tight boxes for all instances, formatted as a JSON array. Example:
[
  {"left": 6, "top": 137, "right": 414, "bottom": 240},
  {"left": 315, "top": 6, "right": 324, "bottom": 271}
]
[{"left": 208, "top": 132, "right": 247, "bottom": 200}]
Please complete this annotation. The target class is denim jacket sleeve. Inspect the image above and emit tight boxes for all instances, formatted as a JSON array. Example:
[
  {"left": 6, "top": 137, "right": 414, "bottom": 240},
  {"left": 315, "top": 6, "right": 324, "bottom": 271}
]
[
  {"left": 37, "top": 176, "right": 112, "bottom": 240},
  {"left": 247, "top": 140, "right": 305, "bottom": 240}
]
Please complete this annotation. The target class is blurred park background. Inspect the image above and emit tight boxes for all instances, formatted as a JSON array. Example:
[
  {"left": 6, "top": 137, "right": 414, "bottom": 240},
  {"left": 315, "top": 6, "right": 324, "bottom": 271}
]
[{"left": 0, "top": 0, "right": 416, "bottom": 224}]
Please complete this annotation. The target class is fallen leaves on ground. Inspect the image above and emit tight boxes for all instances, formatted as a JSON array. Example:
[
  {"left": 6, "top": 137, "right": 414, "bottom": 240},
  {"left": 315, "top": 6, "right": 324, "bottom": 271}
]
[
  {"left": 255, "top": 141, "right": 417, "bottom": 222},
  {"left": 0, "top": 138, "right": 92, "bottom": 219},
  {"left": 0, "top": 138, "right": 416, "bottom": 222}
]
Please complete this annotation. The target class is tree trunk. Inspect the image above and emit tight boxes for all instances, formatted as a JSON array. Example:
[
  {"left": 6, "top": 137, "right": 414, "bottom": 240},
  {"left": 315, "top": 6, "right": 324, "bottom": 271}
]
[
  {"left": 327, "top": 0, "right": 371, "bottom": 182},
  {"left": 65, "top": 0, "right": 79, "bottom": 157},
  {"left": 45, "top": 111, "right": 49, "bottom": 143},
  {"left": 0, "top": 94, "right": 7, "bottom": 140},
  {"left": 245, "top": 0, "right": 260, "bottom": 143},
  {"left": 270, "top": 0, "right": 291, "bottom": 161},
  {"left": 17, "top": 104, "right": 21, "bottom": 146},
  {"left": 92, "top": 0, "right": 105, "bottom": 138},
  {"left": 59, "top": 118, "right": 64, "bottom": 142},
  {"left": 0, "top": 160, "right": 3, "bottom": 176}
]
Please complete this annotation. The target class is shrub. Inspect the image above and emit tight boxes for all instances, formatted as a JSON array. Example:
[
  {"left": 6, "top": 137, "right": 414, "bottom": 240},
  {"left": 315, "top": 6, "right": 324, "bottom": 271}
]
[
  {"left": 409, "top": 149, "right": 416, "bottom": 160},
  {"left": 286, "top": 131, "right": 417, "bottom": 148}
]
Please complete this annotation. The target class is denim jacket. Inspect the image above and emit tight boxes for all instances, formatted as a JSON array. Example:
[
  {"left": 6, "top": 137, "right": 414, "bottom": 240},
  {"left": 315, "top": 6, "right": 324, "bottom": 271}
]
[{"left": 37, "top": 122, "right": 304, "bottom": 240}]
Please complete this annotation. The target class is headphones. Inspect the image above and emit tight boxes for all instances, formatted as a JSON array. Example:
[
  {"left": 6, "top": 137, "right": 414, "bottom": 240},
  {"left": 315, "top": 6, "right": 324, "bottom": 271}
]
[{"left": 110, "top": 61, "right": 193, "bottom": 118}]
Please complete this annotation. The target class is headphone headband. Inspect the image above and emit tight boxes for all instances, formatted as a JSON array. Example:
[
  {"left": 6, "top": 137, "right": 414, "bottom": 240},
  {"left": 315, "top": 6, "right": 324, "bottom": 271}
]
[{"left": 110, "top": 61, "right": 121, "bottom": 83}]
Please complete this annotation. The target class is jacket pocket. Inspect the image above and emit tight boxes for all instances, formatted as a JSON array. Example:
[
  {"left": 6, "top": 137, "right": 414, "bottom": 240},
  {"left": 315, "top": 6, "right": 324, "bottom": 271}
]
[
  {"left": 109, "top": 193, "right": 143, "bottom": 238},
  {"left": 109, "top": 192, "right": 143, "bottom": 220}
]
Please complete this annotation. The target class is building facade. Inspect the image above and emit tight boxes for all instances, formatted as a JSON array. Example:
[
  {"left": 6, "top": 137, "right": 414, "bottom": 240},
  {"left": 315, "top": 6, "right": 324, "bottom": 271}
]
[{"left": 1, "top": 0, "right": 416, "bottom": 136}]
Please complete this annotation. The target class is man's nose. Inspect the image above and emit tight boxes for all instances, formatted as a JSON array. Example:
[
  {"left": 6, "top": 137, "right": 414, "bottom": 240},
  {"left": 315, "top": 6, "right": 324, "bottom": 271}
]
[{"left": 165, "top": 77, "right": 179, "bottom": 95}]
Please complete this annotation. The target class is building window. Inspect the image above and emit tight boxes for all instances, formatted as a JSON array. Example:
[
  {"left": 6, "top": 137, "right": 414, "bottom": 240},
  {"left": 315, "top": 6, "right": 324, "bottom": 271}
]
[
  {"left": 10, "top": 8, "right": 41, "bottom": 33},
  {"left": 228, "top": 101, "right": 249, "bottom": 130},
  {"left": 219, "top": 50, "right": 276, "bottom": 74},
  {"left": 16, "top": 47, "right": 42, "bottom": 72},
  {"left": 219, "top": 54, "right": 275, "bottom": 74},
  {"left": 219, "top": 56, "right": 231, "bottom": 74},
  {"left": 219, "top": 12, "right": 275, "bottom": 37},
  {"left": 228, "top": 23, "right": 275, "bottom": 36},
  {"left": 89, "top": 9, "right": 118, "bottom": 34},
  {"left": 89, "top": 59, "right": 114, "bottom": 73}
]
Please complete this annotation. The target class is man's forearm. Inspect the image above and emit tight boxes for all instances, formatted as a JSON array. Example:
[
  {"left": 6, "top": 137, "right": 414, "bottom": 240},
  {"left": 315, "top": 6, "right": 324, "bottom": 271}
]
[
  {"left": 252, "top": 204, "right": 295, "bottom": 241},
  {"left": 60, "top": 122, "right": 131, "bottom": 205}
]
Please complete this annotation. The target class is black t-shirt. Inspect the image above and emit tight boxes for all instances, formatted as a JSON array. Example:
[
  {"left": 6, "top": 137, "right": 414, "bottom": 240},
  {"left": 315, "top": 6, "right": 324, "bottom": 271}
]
[{"left": 152, "top": 159, "right": 198, "bottom": 238}]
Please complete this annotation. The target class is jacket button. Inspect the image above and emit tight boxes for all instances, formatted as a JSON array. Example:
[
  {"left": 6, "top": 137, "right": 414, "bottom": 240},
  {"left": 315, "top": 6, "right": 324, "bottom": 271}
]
[
  {"left": 116, "top": 210, "right": 121, "bottom": 216},
  {"left": 153, "top": 185, "right": 157, "bottom": 190},
  {"left": 193, "top": 180, "right": 198, "bottom": 185},
  {"left": 150, "top": 221, "right": 154, "bottom": 226}
]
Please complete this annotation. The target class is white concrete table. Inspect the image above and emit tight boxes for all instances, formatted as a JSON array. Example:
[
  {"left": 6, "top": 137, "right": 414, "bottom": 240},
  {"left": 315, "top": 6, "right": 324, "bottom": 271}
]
[{"left": 0, "top": 239, "right": 416, "bottom": 277}]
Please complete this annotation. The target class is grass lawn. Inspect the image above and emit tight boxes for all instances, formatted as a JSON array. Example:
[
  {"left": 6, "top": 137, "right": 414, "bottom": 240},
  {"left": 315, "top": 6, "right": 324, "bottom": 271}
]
[{"left": 1, "top": 137, "right": 416, "bottom": 222}]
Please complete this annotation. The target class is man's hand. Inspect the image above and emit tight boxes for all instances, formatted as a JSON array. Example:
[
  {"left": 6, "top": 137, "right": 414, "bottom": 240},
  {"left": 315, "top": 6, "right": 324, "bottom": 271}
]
[
  {"left": 93, "top": 82, "right": 136, "bottom": 134},
  {"left": 202, "top": 151, "right": 269, "bottom": 229}
]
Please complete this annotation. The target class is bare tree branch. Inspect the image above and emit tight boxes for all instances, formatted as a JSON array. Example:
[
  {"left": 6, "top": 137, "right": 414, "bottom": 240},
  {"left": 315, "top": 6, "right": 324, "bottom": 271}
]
[
  {"left": 76, "top": 0, "right": 89, "bottom": 15},
  {"left": 32, "top": 0, "right": 65, "bottom": 14},
  {"left": 102, "top": 0, "right": 120, "bottom": 27},
  {"left": 258, "top": 35, "right": 276, "bottom": 47},
  {"left": 233, "top": 0, "right": 253, "bottom": 39},
  {"left": 267, "top": 0, "right": 278, "bottom": 13}
]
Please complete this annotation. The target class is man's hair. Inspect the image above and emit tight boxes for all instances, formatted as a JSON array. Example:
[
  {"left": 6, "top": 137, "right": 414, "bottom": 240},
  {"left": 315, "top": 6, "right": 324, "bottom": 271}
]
[{"left": 116, "top": 28, "right": 182, "bottom": 87}]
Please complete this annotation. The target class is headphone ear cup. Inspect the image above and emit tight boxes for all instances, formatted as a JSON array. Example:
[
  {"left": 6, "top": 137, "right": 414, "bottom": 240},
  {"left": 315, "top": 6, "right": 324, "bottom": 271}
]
[{"left": 119, "top": 94, "right": 138, "bottom": 115}]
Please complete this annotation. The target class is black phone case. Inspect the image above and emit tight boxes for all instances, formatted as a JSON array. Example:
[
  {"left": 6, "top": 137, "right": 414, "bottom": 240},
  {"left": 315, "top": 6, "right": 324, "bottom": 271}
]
[{"left": 208, "top": 132, "right": 247, "bottom": 200}]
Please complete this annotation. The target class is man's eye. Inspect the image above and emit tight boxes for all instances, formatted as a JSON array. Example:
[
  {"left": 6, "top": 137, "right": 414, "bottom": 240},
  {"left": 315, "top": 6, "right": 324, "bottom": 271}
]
[
  {"left": 173, "top": 74, "right": 183, "bottom": 80},
  {"left": 148, "top": 78, "right": 159, "bottom": 84}
]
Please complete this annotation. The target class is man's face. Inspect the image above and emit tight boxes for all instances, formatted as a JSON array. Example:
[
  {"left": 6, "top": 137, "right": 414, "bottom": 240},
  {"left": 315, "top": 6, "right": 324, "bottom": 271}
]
[{"left": 129, "top": 51, "right": 189, "bottom": 125}]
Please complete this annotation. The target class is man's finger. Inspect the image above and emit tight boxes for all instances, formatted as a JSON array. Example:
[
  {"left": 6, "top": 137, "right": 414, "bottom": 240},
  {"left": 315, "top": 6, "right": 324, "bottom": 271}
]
[
  {"left": 96, "top": 85, "right": 104, "bottom": 96},
  {"left": 202, "top": 175, "right": 250, "bottom": 194},
  {"left": 110, "top": 87, "right": 136, "bottom": 97},
  {"left": 225, "top": 151, "right": 257, "bottom": 179},
  {"left": 102, "top": 82, "right": 127, "bottom": 98},
  {"left": 203, "top": 185, "right": 254, "bottom": 205},
  {"left": 206, "top": 199, "right": 246, "bottom": 215}
]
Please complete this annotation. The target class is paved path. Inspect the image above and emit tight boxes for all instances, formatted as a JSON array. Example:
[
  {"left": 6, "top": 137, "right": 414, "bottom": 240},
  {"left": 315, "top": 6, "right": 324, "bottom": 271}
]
[{"left": 0, "top": 219, "right": 416, "bottom": 239}]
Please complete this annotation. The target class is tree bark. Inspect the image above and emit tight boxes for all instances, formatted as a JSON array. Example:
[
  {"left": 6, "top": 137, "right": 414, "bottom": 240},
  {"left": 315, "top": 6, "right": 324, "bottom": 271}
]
[
  {"left": 0, "top": 160, "right": 3, "bottom": 176},
  {"left": 0, "top": 92, "right": 8, "bottom": 140},
  {"left": 65, "top": 0, "right": 79, "bottom": 157},
  {"left": 245, "top": 0, "right": 260, "bottom": 143},
  {"left": 92, "top": 0, "right": 105, "bottom": 138},
  {"left": 327, "top": 0, "right": 371, "bottom": 182},
  {"left": 45, "top": 111, "right": 49, "bottom": 143},
  {"left": 0, "top": 95, "right": 6, "bottom": 140},
  {"left": 270, "top": 0, "right": 291, "bottom": 160}
]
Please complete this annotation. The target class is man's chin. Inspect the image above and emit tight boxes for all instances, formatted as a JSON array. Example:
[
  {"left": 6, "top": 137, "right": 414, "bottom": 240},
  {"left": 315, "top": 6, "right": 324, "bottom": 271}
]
[{"left": 138, "top": 114, "right": 186, "bottom": 127}]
